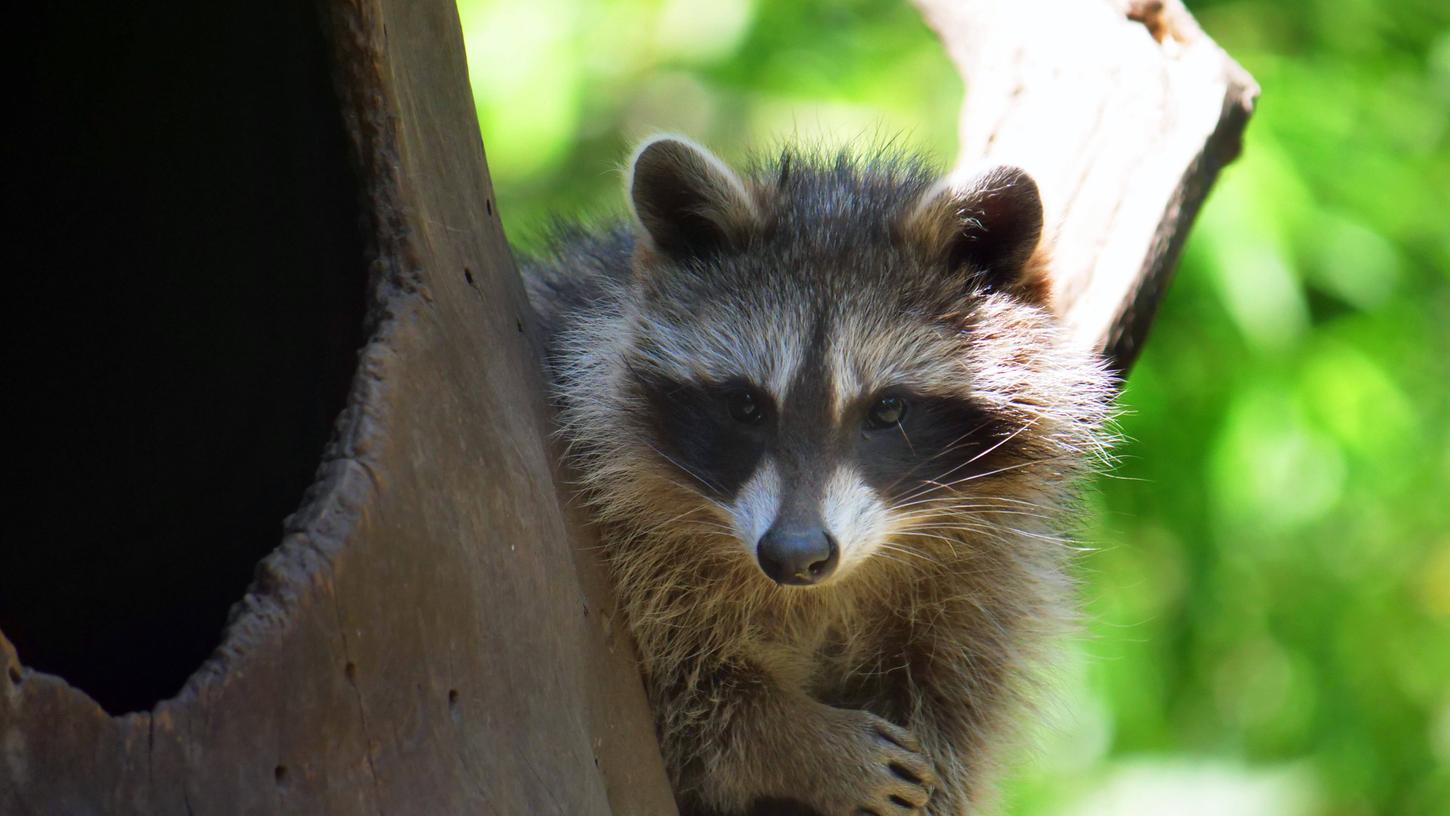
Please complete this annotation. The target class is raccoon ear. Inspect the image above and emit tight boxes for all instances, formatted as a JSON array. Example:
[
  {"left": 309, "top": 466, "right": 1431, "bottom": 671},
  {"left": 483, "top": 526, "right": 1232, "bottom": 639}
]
[
  {"left": 627, "top": 135, "right": 760, "bottom": 261},
  {"left": 903, "top": 166, "right": 1046, "bottom": 300}
]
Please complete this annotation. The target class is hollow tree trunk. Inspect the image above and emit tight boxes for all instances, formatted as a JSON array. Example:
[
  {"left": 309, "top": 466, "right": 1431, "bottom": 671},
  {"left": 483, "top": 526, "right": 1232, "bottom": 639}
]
[
  {"left": 0, "top": 0, "right": 1254, "bottom": 813},
  {"left": 2, "top": 1, "right": 671, "bottom": 813}
]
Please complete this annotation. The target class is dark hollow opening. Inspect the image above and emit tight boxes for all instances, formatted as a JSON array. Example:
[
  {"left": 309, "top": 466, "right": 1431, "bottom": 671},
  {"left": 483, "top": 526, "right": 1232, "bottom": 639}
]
[{"left": 3, "top": 2, "right": 368, "bottom": 714}]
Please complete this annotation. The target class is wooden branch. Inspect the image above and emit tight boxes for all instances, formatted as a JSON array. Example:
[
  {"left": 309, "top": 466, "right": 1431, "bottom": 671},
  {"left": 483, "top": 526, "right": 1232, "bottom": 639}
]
[
  {"left": 2, "top": 1, "right": 1254, "bottom": 814},
  {"left": 914, "top": 0, "right": 1258, "bottom": 372}
]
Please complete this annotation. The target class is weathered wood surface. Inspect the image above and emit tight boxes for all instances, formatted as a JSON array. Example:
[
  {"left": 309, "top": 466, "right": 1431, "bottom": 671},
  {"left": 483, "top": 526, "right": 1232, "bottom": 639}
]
[
  {"left": 1, "top": 0, "right": 1254, "bottom": 814},
  {"left": 915, "top": 0, "right": 1258, "bottom": 371},
  {"left": 1, "top": 0, "right": 673, "bottom": 813}
]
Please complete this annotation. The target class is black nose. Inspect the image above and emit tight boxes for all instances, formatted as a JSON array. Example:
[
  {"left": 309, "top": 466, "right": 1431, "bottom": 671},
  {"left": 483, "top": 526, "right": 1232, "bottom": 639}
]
[{"left": 756, "top": 527, "right": 839, "bottom": 586}]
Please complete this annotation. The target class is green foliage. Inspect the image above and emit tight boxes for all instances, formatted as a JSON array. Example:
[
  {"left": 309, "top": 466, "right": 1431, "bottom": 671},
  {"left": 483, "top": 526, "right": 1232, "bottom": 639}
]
[{"left": 457, "top": 1, "right": 1450, "bottom": 812}]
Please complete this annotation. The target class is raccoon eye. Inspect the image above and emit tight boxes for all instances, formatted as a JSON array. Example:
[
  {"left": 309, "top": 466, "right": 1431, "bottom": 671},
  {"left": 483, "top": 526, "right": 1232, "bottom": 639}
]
[
  {"left": 865, "top": 395, "right": 907, "bottom": 430},
  {"left": 726, "top": 390, "right": 764, "bottom": 425}
]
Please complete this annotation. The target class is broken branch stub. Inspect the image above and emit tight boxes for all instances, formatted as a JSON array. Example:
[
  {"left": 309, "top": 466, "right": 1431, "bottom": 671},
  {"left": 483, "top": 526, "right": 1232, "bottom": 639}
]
[{"left": 914, "top": 0, "right": 1259, "bottom": 372}]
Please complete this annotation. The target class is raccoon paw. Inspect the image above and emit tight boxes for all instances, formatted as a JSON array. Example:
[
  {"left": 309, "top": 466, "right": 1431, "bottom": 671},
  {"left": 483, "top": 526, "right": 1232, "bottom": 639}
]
[{"left": 829, "top": 710, "right": 936, "bottom": 815}]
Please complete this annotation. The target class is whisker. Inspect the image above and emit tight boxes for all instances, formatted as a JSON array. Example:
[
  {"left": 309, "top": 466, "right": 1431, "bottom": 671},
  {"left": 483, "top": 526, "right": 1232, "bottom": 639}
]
[
  {"left": 888, "top": 494, "right": 1045, "bottom": 514},
  {"left": 924, "top": 523, "right": 1073, "bottom": 546},
  {"left": 899, "top": 504, "right": 1054, "bottom": 523},
  {"left": 874, "top": 542, "right": 934, "bottom": 564},
  {"left": 890, "top": 418, "right": 1046, "bottom": 505},
  {"left": 643, "top": 441, "right": 727, "bottom": 496},
  {"left": 879, "top": 418, "right": 998, "bottom": 496},
  {"left": 916, "top": 452, "right": 1079, "bottom": 495}
]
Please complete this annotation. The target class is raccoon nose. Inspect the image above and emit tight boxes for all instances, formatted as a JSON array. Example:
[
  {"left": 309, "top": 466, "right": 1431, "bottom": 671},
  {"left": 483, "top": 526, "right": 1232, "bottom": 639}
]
[{"left": 756, "top": 527, "right": 839, "bottom": 586}]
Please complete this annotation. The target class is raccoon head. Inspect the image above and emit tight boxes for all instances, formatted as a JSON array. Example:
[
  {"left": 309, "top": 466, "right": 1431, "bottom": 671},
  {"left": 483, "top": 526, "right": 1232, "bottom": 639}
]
[{"left": 576, "top": 136, "right": 1109, "bottom": 589}]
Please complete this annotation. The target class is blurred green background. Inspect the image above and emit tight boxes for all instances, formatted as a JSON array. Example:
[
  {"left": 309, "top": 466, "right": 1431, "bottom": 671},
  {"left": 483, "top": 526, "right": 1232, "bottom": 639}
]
[{"left": 455, "top": 0, "right": 1450, "bottom": 813}]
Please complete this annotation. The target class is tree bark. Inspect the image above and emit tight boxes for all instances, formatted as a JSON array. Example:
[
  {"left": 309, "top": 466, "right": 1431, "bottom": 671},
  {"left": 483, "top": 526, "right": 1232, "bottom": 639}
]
[
  {"left": 1, "top": 0, "right": 1254, "bottom": 814},
  {"left": 2, "top": 1, "right": 672, "bottom": 814}
]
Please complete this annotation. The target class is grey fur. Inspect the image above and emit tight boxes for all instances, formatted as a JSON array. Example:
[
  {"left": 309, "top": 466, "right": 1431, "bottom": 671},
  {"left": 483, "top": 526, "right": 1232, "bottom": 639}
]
[{"left": 521, "top": 137, "right": 1114, "bottom": 816}]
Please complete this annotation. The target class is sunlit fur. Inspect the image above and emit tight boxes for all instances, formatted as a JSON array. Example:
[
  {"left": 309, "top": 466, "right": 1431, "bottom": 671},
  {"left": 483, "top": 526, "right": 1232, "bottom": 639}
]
[{"left": 525, "top": 139, "right": 1115, "bottom": 816}]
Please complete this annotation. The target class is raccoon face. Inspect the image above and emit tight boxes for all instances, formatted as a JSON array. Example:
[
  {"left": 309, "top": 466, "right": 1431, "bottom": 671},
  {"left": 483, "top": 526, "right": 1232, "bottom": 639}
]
[
  {"left": 631, "top": 363, "right": 1017, "bottom": 587},
  {"left": 615, "top": 136, "right": 1090, "bottom": 588}
]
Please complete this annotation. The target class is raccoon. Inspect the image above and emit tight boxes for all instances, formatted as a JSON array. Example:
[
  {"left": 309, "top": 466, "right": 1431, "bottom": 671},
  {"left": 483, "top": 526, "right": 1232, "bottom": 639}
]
[{"left": 523, "top": 136, "right": 1114, "bottom": 816}]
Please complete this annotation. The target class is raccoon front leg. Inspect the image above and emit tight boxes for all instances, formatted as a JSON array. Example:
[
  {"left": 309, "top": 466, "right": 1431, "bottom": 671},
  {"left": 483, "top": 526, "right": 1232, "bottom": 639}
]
[
  {"left": 893, "top": 660, "right": 1011, "bottom": 815},
  {"left": 669, "top": 664, "right": 938, "bottom": 816},
  {"left": 907, "top": 718, "right": 978, "bottom": 816}
]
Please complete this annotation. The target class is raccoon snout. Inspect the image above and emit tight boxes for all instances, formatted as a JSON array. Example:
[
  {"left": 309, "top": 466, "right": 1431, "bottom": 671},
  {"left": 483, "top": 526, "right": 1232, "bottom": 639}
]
[{"left": 756, "top": 526, "right": 839, "bottom": 586}]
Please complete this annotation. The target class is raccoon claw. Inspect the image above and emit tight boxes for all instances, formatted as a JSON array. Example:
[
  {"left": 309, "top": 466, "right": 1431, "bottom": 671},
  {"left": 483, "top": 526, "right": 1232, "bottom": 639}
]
[
  {"left": 847, "top": 714, "right": 936, "bottom": 814},
  {"left": 874, "top": 720, "right": 923, "bottom": 753}
]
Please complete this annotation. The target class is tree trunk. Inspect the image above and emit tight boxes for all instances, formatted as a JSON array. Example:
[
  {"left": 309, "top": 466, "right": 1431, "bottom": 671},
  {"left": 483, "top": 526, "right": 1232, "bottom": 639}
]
[{"left": 0, "top": 0, "right": 1254, "bottom": 813}]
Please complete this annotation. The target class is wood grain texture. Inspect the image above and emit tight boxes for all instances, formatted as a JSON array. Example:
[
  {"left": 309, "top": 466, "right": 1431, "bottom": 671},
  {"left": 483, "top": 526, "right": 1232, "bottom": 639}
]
[
  {"left": 1, "top": 0, "right": 673, "bottom": 813},
  {"left": 914, "top": 0, "right": 1258, "bottom": 372}
]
